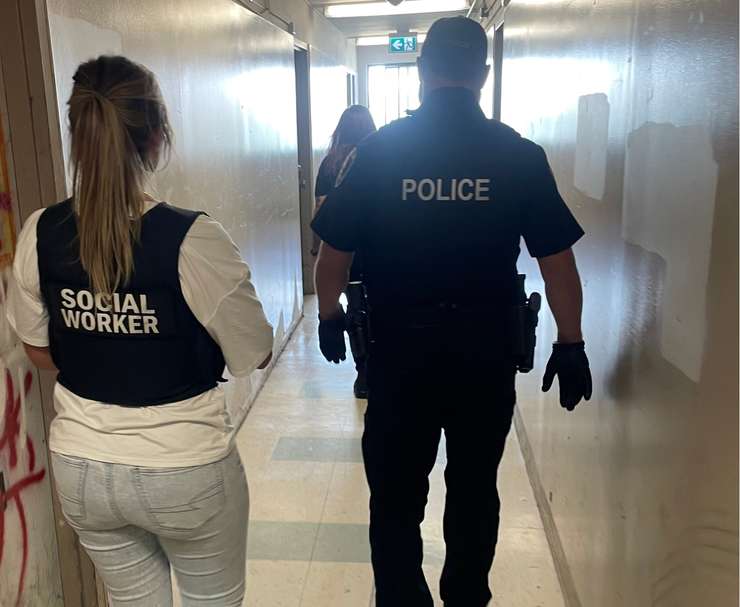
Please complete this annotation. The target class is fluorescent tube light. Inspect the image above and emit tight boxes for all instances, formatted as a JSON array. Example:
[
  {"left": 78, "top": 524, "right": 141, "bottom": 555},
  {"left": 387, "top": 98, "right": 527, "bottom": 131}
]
[
  {"left": 327, "top": 0, "right": 467, "bottom": 18},
  {"left": 356, "top": 33, "right": 427, "bottom": 46}
]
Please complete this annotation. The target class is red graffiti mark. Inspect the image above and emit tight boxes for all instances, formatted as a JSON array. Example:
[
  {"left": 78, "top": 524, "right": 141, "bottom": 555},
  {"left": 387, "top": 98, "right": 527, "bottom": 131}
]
[
  {"left": 26, "top": 437, "right": 35, "bottom": 473},
  {"left": 0, "top": 368, "right": 45, "bottom": 607},
  {"left": 0, "top": 192, "right": 11, "bottom": 212}
]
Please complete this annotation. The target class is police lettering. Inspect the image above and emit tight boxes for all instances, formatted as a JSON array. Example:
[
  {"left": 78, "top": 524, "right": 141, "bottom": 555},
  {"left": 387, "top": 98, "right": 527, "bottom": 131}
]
[
  {"left": 59, "top": 288, "right": 159, "bottom": 335},
  {"left": 401, "top": 178, "right": 491, "bottom": 202}
]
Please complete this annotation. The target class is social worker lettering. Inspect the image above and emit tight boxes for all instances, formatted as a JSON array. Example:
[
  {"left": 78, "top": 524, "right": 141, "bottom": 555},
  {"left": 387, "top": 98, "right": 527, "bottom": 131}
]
[{"left": 59, "top": 289, "right": 160, "bottom": 335}]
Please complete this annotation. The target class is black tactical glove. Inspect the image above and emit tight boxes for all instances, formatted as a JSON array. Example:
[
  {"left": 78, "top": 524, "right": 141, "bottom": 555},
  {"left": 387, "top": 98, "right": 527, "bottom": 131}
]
[
  {"left": 542, "top": 341, "right": 592, "bottom": 411},
  {"left": 318, "top": 309, "right": 347, "bottom": 364}
]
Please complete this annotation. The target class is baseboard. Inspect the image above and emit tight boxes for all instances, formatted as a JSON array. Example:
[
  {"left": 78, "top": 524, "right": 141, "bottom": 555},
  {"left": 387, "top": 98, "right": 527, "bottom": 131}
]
[
  {"left": 233, "top": 302, "right": 305, "bottom": 430},
  {"left": 513, "top": 407, "right": 583, "bottom": 607}
]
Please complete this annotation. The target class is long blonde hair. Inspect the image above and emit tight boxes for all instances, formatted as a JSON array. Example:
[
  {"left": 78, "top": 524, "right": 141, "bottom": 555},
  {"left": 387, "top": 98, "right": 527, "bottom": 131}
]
[{"left": 67, "top": 56, "right": 172, "bottom": 295}]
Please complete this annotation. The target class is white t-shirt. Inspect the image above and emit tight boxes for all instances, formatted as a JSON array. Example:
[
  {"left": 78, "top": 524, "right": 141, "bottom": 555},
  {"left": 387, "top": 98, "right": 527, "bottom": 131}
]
[{"left": 6, "top": 202, "right": 274, "bottom": 467}]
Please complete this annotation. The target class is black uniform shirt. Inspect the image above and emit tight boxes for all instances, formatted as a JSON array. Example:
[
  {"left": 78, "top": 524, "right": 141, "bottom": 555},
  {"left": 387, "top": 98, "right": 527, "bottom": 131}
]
[
  {"left": 315, "top": 156, "right": 335, "bottom": 198},
  {"left": 311, "top": 87, "right": 584, "bottom": 313}
]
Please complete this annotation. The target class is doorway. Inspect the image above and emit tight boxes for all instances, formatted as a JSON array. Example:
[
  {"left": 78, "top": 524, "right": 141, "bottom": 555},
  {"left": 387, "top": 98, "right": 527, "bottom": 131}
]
[
  {"left": 493, "top": 22, "right": 504, "bottom": 121},
  {"left": 347, "top": 72, "right": 357, "bottom": 106},
  {"left": 294, "top": 46, "right": 315, "bottom": 294}
]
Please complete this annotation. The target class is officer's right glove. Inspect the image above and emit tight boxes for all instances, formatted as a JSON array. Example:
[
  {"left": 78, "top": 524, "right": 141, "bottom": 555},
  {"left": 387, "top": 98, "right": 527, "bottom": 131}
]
[
  {"left": 318, "top": 309, "right": 347, "bottom": 364},
  {"left": 542, "top": 341, "right": 592, "bottom": 411}
]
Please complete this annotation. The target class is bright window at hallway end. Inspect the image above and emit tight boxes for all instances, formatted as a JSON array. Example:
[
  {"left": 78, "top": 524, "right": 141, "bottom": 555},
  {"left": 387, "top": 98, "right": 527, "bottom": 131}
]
[
  {"left": 368, "top": 63, "right": 421, "bottom": 127},
  {"left": 368, "top": 61, "right": 495, "bottom": 127}
]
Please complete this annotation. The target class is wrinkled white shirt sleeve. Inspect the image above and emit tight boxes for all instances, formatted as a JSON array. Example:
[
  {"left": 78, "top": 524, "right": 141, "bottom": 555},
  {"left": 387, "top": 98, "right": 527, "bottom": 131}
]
[
  {"left": 6, "top": 209, "right": 49, "bottom": 347},
  {"left": 179, "top": 215, "right": 274, "bottom": 377}
]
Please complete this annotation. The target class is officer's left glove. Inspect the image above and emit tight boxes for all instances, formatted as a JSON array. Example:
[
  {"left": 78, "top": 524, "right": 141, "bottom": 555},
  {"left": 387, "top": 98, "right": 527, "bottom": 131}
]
[
  {"left": 542, "top": 341, "right": 592, "bottom": 411},
  {"left": 318, "top": 308, "right": 347, "bottom": 364}
]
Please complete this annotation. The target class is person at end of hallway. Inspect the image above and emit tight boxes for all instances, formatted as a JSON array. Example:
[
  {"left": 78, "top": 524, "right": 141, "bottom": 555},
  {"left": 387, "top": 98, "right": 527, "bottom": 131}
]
[
  {"left": 312, "top": 104, "right": 377, "bottom": 399},
  {"left": 311, "top": 16, "right": 592, "bottom": 607},
  {"left": 6, "top": 55, "right": 273, "bottom": 607}
]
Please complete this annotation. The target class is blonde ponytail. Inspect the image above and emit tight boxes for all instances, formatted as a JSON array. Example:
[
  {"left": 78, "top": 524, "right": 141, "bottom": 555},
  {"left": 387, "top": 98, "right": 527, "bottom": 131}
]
[{"left": 68, "top": 56, "right": 172, "bottom": 295}]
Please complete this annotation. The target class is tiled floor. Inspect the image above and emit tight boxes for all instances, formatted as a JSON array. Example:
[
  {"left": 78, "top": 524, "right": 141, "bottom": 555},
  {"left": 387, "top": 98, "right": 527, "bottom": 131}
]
[{"left": 235, "top": 297, "right": 564, "bottom": 606}]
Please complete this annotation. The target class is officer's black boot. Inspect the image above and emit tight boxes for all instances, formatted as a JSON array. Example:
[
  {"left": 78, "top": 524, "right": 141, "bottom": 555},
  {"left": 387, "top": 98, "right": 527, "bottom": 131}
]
[{"left": 353, "top": 361, "right": 368, "bottom": 399}]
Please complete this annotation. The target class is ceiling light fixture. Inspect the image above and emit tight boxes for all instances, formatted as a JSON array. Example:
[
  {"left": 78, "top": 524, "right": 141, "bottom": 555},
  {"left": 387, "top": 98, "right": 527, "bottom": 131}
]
[
  {"left": 326, "top": 0, "right": 467, "bottom": 18},
  {"left": 356, "top": 33, "right": 427, "bottom": 46}
]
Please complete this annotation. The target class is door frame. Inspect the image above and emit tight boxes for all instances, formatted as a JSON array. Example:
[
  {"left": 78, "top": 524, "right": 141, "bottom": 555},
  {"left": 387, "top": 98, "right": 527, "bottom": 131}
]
[
  {"left": 293, "top": 44, "right": 316, "bottom": 295},
  {"left": 0, "top": 1, "right": 106, "bottom": 605},
  {"left": 492, "top": 21, "right": 504, "bottom": 121}
]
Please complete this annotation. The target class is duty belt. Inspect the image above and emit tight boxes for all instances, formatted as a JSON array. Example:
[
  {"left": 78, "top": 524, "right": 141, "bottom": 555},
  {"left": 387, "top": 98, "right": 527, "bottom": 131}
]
[{"left": 370, "top": 302, "right": 512, "bottom": 331}]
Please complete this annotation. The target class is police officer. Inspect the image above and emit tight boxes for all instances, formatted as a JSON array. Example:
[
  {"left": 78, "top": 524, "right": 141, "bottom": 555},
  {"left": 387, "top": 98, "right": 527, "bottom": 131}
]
[{"left": 312, "top": 16, "right": 592, "bottom": 607}]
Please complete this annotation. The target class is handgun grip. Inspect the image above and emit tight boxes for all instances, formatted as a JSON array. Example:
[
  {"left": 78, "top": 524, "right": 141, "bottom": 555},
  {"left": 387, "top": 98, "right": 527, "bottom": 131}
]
[{"left": 528, "top": 292, "right": 542, "bottom": 313}]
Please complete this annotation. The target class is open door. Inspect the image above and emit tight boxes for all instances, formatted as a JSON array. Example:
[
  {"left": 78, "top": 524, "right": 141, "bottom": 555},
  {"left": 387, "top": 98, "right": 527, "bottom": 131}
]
[
  {"left": 294, "top": 45, "right": 315, "bottom": 295},
  {"left": 347, "top": 72, "right": 357, "bottom": 106}
]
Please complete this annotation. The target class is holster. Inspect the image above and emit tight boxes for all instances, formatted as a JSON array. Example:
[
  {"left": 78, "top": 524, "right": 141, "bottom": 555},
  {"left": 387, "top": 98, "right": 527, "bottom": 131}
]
[
  {"left": 513, "top": 274, "right": 541, "bottom": 373},
  {"left": 346, "top": 281, "right": 370, "bottom": 362}
]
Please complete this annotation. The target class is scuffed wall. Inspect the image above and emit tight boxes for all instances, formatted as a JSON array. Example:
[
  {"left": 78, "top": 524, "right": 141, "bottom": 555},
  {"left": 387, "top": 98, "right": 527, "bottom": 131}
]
[
  {"left": 46, "top": 0, "right": 304, "bottom": 427},
  {"left": 498, "top": 0, "right": 738, "bottom": 605},
  {"left": 0, "top": 69, "right": 64, "bottom": 607}
]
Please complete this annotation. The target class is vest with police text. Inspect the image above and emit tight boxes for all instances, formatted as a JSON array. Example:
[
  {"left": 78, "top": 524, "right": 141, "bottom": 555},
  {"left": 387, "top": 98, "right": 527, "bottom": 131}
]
[{"left": 37, "top": 199, "right": 226, "bottom": 406}]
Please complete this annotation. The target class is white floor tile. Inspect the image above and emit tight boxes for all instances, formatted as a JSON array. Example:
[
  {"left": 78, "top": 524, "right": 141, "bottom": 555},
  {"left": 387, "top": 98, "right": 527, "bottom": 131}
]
[
  {"left": 246, "top": 561, "right": 310, "bottom": 607},
  {"left": 300, "top": 563, "right": 374, "bottom": 606}
]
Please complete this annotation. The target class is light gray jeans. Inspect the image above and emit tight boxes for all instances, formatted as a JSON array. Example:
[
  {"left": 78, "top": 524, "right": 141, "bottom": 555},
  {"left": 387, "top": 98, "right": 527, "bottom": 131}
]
[{"left": 50, "top": 448, "right": 249, "bottom": 607}]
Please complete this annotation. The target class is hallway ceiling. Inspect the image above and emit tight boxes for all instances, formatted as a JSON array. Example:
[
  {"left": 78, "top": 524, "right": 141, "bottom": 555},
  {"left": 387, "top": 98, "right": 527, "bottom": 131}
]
[{"left": 313, "top": 0, "right": 469, "bottom": 39}]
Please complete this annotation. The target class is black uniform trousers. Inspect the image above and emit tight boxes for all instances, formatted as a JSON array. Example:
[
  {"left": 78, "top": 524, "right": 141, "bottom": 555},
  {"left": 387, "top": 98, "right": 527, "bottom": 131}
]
[{"left": 363, "top": 321, "right": 516, "bottom": 607}]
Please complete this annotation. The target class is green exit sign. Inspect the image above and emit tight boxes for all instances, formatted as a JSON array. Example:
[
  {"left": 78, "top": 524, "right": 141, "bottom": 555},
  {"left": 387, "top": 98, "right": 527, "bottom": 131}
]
[{"left": 389, "top": 35, "right": 417, "bottom": 53}]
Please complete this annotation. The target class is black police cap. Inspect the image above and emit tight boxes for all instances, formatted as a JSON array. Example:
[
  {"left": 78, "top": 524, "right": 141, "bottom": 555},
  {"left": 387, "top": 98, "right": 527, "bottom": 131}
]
[{"left": 420, "top": 16, "right": 488, "bottom": 80}]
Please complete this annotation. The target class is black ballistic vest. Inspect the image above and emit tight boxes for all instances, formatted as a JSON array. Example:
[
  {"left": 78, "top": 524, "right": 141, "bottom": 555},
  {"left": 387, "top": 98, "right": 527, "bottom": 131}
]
[{"left": 37, "top": 199, "right": 226, "bottom": 406}]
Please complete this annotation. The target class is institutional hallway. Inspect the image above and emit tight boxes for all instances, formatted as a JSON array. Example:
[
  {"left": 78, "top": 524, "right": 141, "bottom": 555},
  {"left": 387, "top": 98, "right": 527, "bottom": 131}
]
[{"left": 233, "top": 297, "right": 564, "bottom": 606}]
